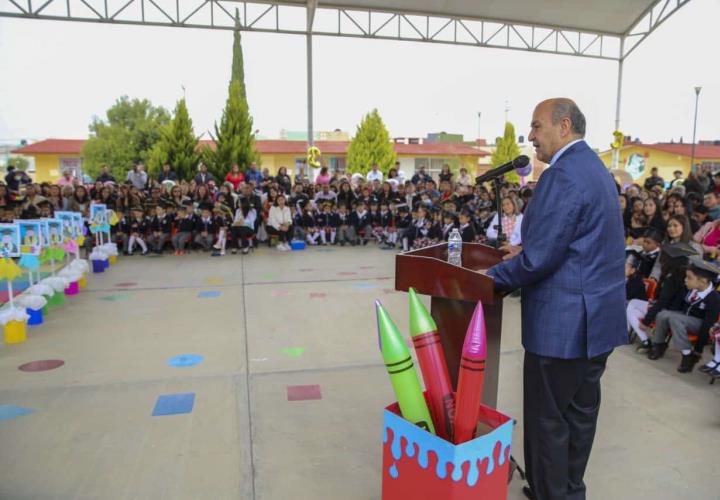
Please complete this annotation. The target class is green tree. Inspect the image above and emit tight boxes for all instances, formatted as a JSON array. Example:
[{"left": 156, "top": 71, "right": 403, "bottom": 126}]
[
  {"left": 6, "top": 156, "right": 29, "bottom": 171},
  {"left": 148, "top": 98, "right": 200, "bottom": 181},
  {"left": 491, "top": 122, "right": 522, "bottom": 184},
  {"left": 346, "top": 109, "right": 396, "bottom": 176},
  {"left": 82, "top": 96, "right": 170, "bottom": 179},
  {"left": 202, "top": 10, "right": 258, "bottom": 179}
]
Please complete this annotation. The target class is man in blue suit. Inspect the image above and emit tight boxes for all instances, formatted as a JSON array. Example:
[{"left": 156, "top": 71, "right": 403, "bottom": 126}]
[{"left": 487, "top": 98, "right": 626, "bottom": 500}]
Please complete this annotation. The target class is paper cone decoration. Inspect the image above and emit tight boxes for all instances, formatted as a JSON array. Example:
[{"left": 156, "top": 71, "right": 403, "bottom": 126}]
[
  {"left": 18, "top": 254, "right": 39, "bottom": 272},
  {"left": 0, "top": 258, "right": 23, "bottom": 281}
]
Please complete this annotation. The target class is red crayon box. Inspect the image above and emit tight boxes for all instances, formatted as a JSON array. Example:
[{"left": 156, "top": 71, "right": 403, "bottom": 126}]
[{"left": 381, "top": 392, "right": 512, "bottom": 500}]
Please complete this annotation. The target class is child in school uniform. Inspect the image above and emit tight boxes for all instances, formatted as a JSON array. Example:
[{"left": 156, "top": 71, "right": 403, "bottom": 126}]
[
  {"left": 116, "top": 211, "right": 130, "bottom": 253},
  {"left": 458, "top": 208, "right": 477, "bottom": 243},
  {"left": 699, "top": 322, "right": 720, "bottom": 378},
  {"left": 348, "top": 201, "right": 372, "bottom": 246},
  {"left": 193, "top": 203, "right": 216, "bottom": 251},
  {"left": 301, "top": 203, "right": 320, "bottom": 246},
  {"left": 380, "top": 202, "right": 396, "bottom": 249},
  {"left": 625, "top": 250, "right": 648, "bottom": 301},
  {"left": 172, "top": 202, "right": 195, "bottom": 256},
  {"left": 648, "top": 256, "right": 720, "bottom": 372},
  {"left": 335, "top": 204, "right": 351, "bottom": 246},
  {"left": 316, "top": 203, "right": 335, "bottom": 245},
  {"left": 441, "top": 211, "right": 458, "bottom": 241},
  {"left": 395, "top": 204, "right": 412, "bottom": 251},
  {"left": 637, "top": 227, "right": 662, "bottom": 278},
  {"left": 411, "top": 206, "right": 433, "bottom": 250},
  {"left": 428, "top": 207, "right": 443, "bottom": 243},
  {"left": 148, "top": 203, "right": 174, "bottom": 254},
  {"left": 627, "top": 241, "right": 692, "bottom": 352},
  {"left": 369, "top": 201, "right": 384, "bottom": 244},
  {"left": 127, "top": 206, "right": 148, "bottom": 255},
  {"left": 211, "top": 203, "right": 232, "bottom": 256}
]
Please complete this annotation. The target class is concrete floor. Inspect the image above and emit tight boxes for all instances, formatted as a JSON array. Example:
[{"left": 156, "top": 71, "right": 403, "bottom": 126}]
[{"left": 0, "top": 246, "right": 718, "bottom": 500}]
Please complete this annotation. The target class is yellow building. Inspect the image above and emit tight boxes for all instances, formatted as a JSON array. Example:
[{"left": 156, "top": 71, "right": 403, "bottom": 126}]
[
  {"left": 598, "top": 142, "right": 720, "bottom": 185},
  {"left": 14, "top": 138, "right": 487, "bottom": 182},
  {"left": 11, "top": 139, "right": 86, "bottom": 182}
]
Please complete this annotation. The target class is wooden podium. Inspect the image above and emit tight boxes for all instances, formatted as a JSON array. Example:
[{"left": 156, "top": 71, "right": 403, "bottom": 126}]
[{"left": 395, "top": 242, "right": 505, "bottom": 408}]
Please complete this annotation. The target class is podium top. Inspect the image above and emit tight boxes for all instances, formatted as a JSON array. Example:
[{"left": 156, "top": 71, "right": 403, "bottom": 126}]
[{"left": 394, "top": 242, "right": 503, "bottom": 304}]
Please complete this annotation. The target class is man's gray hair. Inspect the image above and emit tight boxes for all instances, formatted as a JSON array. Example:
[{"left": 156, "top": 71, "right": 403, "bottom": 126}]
[{"left": 551, "top": 99, "right": 586, "bottom": 138}]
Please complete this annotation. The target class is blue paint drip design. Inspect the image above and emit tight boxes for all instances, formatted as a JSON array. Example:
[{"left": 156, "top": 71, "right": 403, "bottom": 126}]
[
  {"left": 383, "top": 409, "right": 512, "bottom": 487},
  {"left": 389, "top": 463, "right": 399, "bottom": 479}
]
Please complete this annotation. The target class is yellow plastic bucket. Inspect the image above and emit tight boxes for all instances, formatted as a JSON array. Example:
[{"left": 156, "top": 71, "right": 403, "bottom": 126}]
[
  {"left": 109, "top": 255, "right": 117, "bottom": 265},
  {"left": 78, "top": 275, "right": 87, "bottom": 289},
  {"left": 4, "top": 320, "right": 27, "bottom": 344}
]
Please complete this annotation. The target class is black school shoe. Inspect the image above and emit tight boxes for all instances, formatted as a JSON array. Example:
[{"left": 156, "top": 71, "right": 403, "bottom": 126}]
[
  {"left": 636, "top": 339, "right": 652, "bottom": 352},
  {"left": 677, "top": 352, "right": 701, "bottom": 373},
  {"left": 699, "top": 360, "right": 720, "bottom": 374},
  {"left": 648, "top": 342, "right": 668, "bottom": 360}
]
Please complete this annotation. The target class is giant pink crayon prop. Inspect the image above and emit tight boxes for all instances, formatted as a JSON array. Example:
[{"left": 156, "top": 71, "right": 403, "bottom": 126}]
[{"left": 453, "top": 301, "right": 487, "bottom": 444}]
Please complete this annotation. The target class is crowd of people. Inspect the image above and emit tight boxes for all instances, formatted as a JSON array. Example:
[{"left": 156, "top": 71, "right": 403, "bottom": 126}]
[
  {"left": 622, "top": 165, "right": 720, "bottom": 380},
  {"left": 3, "top": 158, "right": 720, "bottom": 379}
]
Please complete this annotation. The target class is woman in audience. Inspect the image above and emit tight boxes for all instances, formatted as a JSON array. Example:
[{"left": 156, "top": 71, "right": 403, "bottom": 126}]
[
  {"left": 643, "top": 197, "right": 665, "bottom": 232},
  {"left": 276, "top": 166, "right": 292, "bottom": 194},
  {"left": 67, "top": 185, "right": 91, "bottom": 216},
  {"left": 267, "top": 194, "right": 293, "bottom": 251},
  {"left": 439, "top": 164, "right": 453, "bottom": 183},
  {"left": 315, "top": 167, "right": 331, "bottom": 186},
  {"left": 224, "top": 164, "right": 245, "bottom": 192},
  {"left": 337, "top": 181, "right": 356, "bottom": 210},
  {"left": 650, "top": 214, "right": 701, "bottom": 280},
  {"left": 486, "top": 196, "right": 523, "bottom": 246}
]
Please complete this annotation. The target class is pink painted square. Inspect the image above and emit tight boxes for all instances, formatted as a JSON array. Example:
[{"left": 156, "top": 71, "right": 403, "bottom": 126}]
[
  {"left": 287, "top": 384, "right": 322, "bottom": 401},
  {"left": 271, "top": 290, "right": 290, "bottom": 297},
  {"left": 337, "top": 271, "right": 357, "bottom": 276}
]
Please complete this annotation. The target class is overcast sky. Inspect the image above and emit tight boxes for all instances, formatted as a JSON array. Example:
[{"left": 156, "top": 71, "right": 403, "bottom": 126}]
[{"left": 1, "top": 0, "right": 718, "bottom": 151}]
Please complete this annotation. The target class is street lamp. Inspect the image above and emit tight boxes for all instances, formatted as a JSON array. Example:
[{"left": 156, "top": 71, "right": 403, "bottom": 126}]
[{"left": 689, "top": 86, "right": 702, "bottom": 174}]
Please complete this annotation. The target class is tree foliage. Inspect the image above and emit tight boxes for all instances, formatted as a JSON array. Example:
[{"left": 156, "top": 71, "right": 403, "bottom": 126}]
[
  {"left": 202, "top": 11, "right": 258, "bottom": 179},
  {"left": 346, "top": 109, "right": 396, "bottom": 176},
  {"left": 147, "top": 98, "right": 200, "bottom": 181},
  {"left": 6, "top": 156, "right": 29, "bottom": 171},
  {"left": 491, "top": 122, "right": 522, "bottom": 184},
  {"left": 82, "top": 96, "right": 170, "bottom": 179}
]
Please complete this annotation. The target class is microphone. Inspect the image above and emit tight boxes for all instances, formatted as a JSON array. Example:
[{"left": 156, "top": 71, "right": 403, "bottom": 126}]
[{"left": 475, "top": 155, "right": 530, "bottom": 184}]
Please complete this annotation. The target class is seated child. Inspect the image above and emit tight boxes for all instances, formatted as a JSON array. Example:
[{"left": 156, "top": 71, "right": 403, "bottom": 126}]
[
  {"left": 625, "top": 251, "right": 648, "bottom": 301},
  {"left": 211, "top": 203, "right": 232, "bottom": 257},
  {"left": 193, "top": 203, "right": 216, "bottom": 251},
  {"left": 335, "top": 204, "right": 351, "bottom": 246},
  {"left": 148, "top": 203, "right": 173, "bottom": 254},
  {"left": 648, "top": 256, "right": 720, "bottom": 373},
  {"left": 127, "top": 206, "right": 148, "bottom": 256},
  {"left": 458, "top": 208, "right": 477, "bottom": 243},
  {"left": 316, "top": 203, "right": 335, "bottom": 245},
  {"left": 172, "top": 202, "right": 195, "bottom": 256},
  {"left": 301, "top": 203, "right": 320, "bottom": 246}
]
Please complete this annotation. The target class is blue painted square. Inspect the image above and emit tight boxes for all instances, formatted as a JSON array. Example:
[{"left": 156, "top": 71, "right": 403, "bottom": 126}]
[
  {"left": 198, "top": 290, "right": 221, "bottom": 299},
  {"left": 0, "top": 404, "right": 35, "bottom": 421},
  {"left": 152, "top": 393, "right": 195, "bottom": 416}
]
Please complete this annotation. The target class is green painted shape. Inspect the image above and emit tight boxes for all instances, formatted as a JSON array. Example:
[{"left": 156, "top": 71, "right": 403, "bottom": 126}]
[
  {"left": 281, "top": 347, "right": 305, "bottom": 358},
  {"left": 99, "top": 294, "right": 131, "bottom": 302}
]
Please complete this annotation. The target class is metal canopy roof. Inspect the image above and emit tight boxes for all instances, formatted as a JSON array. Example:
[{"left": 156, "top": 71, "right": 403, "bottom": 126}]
[
  {"left": 0, "top": 0, "right": 692, "bottom": 60},
  {"left": 297, "top": 0, "right": 656, "bottom": 36}
]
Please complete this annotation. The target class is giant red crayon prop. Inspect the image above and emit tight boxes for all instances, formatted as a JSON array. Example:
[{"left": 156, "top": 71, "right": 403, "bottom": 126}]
[
  {"left": 408, "top": 287, "right": 455, "bottom": 441},
  {"left": 453, "top": 300, "right": 487, "bottom": 444}
]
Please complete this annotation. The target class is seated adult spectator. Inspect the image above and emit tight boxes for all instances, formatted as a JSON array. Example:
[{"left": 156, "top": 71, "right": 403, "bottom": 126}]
[
  {"left": 643, "top": 167, "right": 665, "bottom": 191},
  {"left": 224, "top": 164, "right": 245, "bottom": 191},
  {"left": 314, "top": 183, "right": 337, "bottom": 205},
  {"left": 267, "top": 194, "right": 293, "bottom": 250},
  {"left": 194, "top": 163, "right": 215, "bottom": 185},
  {"left": 650, "top": 214, "right": 702, "bottom": 280},
  {"left": 275, "top": 166, "right": 292, "bottom": 194},
  {"left": 5, "top": 166, "right": 32, "bottom": 194},
  {"left": 96, "top": 165, "right": 116, "bottom": 184},
  {"left": 693, "top": 216, "right": 720, "bottom": 257},
  {"left": 21, "top": 184, "right": 47, "bottom": 212},
  {"left": 438, "top": 164, "right": 453, "bottom": 184},
  {"left": 643, "top": 197, "right": 665, "bottom": 232},
  {"left": 411, "top": 165, "right": 430, "bottom": 185},
  {"left": 486, "top": 196, "right": 522, "bottom": 246},
  {"left": 158, "top": 163, "right": 178, "bottom": 183},
  {"left": 67, "top": 185, "right": 91, "bottom": 217}
]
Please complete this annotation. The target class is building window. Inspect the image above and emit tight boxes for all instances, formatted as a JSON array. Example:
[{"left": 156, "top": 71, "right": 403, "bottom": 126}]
[{"left": 60, "top": 158, "right": 82, "bottom": 179}]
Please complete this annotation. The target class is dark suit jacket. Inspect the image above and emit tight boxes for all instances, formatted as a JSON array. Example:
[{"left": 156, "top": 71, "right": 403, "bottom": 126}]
[{"left": 488, "top": 141, "right": 627, "bottom": 359}]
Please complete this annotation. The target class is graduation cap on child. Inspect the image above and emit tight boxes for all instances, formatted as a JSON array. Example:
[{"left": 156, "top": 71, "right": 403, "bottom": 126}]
[
  {"left": 130, "top": 205, "right": 144, "bottom": 212},
  {"left": 661, "top": 241, "right": 695, "bottom": 257},
  {"left": 643, "top": 227, "right": 664, "bottom": 245},
  {"left": 198, "top": 202, "right": 213, "bottom": 212},
  {"left": 688, "top": 256, "right": 720, "bottom": 282}
]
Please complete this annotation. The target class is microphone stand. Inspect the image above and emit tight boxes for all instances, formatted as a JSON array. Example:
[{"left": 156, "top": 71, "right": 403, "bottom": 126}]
[{"left": 492, "top": 177, "right": 506, "bottom": 249}]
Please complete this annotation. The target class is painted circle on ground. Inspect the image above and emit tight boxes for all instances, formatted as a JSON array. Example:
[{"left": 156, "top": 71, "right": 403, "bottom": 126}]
[
  {"left": 19, "top": 359, "right": 65, "bottom": 372},
  {"left": 167, "top": 354, "right": 204, "bottom": 368}
]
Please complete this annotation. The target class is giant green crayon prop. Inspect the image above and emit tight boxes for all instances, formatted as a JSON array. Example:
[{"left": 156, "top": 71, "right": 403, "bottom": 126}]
[
  {"left": 409, "top": 288, "right": 455, "bottom": 441},
  {"left": 376, "top": 300, "right": 436, "bottom": 435},
  {"left": 453, "top": 301, "right": 487, "bottom": 444}
]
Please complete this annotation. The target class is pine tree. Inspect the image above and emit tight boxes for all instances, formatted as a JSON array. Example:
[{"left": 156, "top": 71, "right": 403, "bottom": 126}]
[
  {"left": 346, "top": 109, "right": 396, "bottom": 176},
  {"left": 203, "top": 9, "right": 258, "bottom": 179},
  {"left": 148, "top": 98, "right": 199, "bottom": 181},
  {"left": 491, "top": 122, "right": 522, "bottom": 184}
]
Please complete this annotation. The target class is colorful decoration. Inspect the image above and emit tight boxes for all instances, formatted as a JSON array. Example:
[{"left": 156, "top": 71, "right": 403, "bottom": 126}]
[
  {"left": 307, "top": 146, "right": 321, "bottom": 168},
  {"left": 453, "top": 301, "right": 488, "bottom": 445},
  {"left": 610, "top": 130, "right": 624, "bottom": 150},
  {"left": 376, "top": 300, "right": 435, "bottom": 435},
  {"left": 0, "top": 223, "right": 21, "bottom": 258},
  {"left": 409, "top": 288, "right": 455, "bottom": 442},
  {"left": 382, "top": 399, "right": 512, "bottom": 499}
]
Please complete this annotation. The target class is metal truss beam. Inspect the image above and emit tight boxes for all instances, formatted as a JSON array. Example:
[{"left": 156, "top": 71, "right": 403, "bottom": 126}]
[
  {"left": 0, "top": 0, "right": 692, "bottom": 61},
  {"left": 622, "top": 0, "right": 691, "bottom": 60}
]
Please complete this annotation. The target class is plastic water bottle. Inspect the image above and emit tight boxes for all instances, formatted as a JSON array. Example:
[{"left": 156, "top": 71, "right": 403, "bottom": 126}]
[{"left": 448, "top": 228, "right": 462, "bottom": 267}]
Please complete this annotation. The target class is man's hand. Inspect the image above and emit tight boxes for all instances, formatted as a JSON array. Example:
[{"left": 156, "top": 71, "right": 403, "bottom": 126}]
[{"left": 500, "top": 243, "right": 522, "bottom": 261}]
